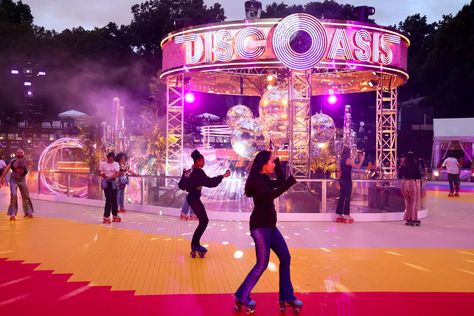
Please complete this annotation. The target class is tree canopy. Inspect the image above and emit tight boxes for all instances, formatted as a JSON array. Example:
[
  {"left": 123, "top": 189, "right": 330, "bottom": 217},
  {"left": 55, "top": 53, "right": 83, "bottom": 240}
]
[{"left": 0, "top": 0, "right": 472, "bottom": 119}]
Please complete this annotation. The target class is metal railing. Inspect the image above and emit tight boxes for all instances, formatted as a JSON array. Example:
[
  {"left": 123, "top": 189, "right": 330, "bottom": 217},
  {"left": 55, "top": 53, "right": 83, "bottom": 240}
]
[{"left": 25, "top": 171, "right": 426, "bottom": 214}]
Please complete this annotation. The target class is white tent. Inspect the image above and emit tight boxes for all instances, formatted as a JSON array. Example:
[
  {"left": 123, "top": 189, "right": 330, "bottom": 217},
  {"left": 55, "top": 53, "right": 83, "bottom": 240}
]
[
  {"left": 432, "top": 118, "right": 474, "bottom": 167},
  {"left": 195, "top": 113, "right": 220, "bottom": 120},
  {"left": 58, "top": 110, "right": 87, "bottom": 118}
]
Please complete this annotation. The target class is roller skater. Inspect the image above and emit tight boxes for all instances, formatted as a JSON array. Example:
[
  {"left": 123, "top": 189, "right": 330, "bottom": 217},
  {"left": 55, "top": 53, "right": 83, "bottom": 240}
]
[
  {"left": 190, "top": 245, "right": 207, "bottom": 258},
  {"left": 335, "top": 147, "right": 364, "bottom": 223},
  {"left": 234, "top": 298, "right": 256, "bottom": 314},
  {"left": 235, "top": 151, "right": 302, "bottom": 313},
  {"left": 98, "top": 152, "right": 120, "bottom": 224},
  {"left": 279, "top": 298, "right": 303, "bottom": 313},
  {"left": 398, "top": 151, "right": 422, "bottom": 227},
  {"left": 442, "top": 154, "right": 460, "bottom": 198},
  {"left": 0, "top": 149, "right": 35, "bottom": 220},
  {"left": 186, "top": 150, "right": 230, "bottom": 258}
]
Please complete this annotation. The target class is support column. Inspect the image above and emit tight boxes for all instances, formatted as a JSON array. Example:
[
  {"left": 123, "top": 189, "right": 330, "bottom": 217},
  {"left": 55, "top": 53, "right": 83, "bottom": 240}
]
[
  {"left": 376, "top": 75, "right": 398, "bottom": 178},
  {"left": 165, "top": 75, "right": 185, "bottom": 180},
  {"left": 287, "top": 70, "right": 312, "bottom": 179}
]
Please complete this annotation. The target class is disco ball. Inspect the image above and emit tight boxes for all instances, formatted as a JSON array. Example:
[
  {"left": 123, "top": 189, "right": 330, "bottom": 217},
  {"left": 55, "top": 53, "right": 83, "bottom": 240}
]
[
  {"left": 258, "top": 86, "right": 291, "bottom": 145},
  {"left": 231, "top": 119, "right": 266, "bottom": 158},
  {"left": 226, "top": 105, "right": 254, "bottom": 129},
  {"left": 311, "top": 113, "right": 336, "bottom": 143}
]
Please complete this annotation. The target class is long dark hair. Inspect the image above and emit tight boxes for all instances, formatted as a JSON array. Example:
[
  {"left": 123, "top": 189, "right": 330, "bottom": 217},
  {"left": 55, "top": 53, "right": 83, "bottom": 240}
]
[
  {"left": 403, "top": 151, "right": 418, "bottom": 172},
  {"left": 191, "top": 149, "right": 204, "bottom": 163},
  {"left": 245, "top": 150, "right": 272, "bottom": 197},
  {"left": 341, "top": 147, "right": 351, "bottom": 164},
  {"left": 115, "top": 152, "right": 127, "bottom": 163}
]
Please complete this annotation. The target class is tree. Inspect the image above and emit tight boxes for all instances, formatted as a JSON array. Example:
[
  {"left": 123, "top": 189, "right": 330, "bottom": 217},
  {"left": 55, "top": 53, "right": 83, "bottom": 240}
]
[{"left": 128, "top": 0, "right": 225, "bottom": 69}]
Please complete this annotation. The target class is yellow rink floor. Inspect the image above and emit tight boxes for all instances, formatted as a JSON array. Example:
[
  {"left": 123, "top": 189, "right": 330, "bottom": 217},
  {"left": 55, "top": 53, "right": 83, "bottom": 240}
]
[{"left": 1, "top": 215, "right": 473, "bottom": 296}]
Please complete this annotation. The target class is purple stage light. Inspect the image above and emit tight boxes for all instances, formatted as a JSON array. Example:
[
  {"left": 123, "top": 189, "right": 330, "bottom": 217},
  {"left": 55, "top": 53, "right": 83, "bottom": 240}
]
[
  {"left": 327, "top": 94, "right": 337, "bottom": 104},
  {"left": 185, "top": 92, "right": 195, "bottom": 103},
  {"left": 11, "top": 69, "right": 19, "bottom": 74}
]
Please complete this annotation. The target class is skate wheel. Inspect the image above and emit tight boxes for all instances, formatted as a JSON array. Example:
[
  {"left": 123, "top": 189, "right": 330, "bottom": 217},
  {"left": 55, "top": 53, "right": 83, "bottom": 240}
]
[
  {"left": 199, "top": 252, "right": 205, "bottom": 258},
  {"left": 191, "top": 251, "right": 196, "bottom": 258}
]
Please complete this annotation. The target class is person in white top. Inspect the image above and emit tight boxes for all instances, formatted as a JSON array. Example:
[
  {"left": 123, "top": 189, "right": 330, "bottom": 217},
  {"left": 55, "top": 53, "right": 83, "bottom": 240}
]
[
  {"left": 441, "top": 155, "right": 460, "bottom": 197},
  {"left": 98, "top": 152, "right": 121, "bottom": 223}
]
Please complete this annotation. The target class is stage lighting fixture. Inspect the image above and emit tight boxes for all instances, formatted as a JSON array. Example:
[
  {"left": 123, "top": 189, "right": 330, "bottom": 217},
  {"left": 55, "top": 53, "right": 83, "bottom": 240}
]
[
  {"left": 26, "top": 90, "right": 33, "bottom": 97},
  {"left": 24, "top": 68, "right": 33, "bottom": 75},
  {"left": 174, "top": 18, "right": 192, "bottom": 29},
  {"left": 368, "top": 80, "right": 378, "bottom": 87},
  {"left": 354, "top": 6, "right": 375, "bottom": 22},
  {"left": 245, "top": 0, "right": 262, "bottom": 19},
  {"left": 327, "top": 95, "right": 337, "bottom": 104},
  {"left": 37, "top": 71, "right": 46, "bottom": 76},
  {"left": 185, "top": 92, "right": 195, "bottom": 103},
  {"left": 24, "top": 82, "right": 32, "bottom": 86},
  {"left": 11, "top": 69, "right": 19, "bottom": 74}
]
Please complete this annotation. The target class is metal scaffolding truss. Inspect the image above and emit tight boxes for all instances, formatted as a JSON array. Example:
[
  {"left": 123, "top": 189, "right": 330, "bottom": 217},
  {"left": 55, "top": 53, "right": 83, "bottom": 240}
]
[
  {"left": 376, "top": 75, "right": 398, "bottom": 178},
  {"left": 288, "top": 70, "right": 312, "bottom": 179},
  {"left": 165, "top": 75, "right": 184, "bottom": 178}
]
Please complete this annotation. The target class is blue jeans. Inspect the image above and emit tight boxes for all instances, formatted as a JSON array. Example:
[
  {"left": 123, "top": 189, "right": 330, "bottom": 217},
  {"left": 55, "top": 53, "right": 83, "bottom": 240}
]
[
  {"left": 8, "top": 176, "right": 34, "bottom": 216},
  {"left": 235, "top": 227, "right": 295, "bottom": 303},
  {"left": 117, "top": 188, "right": 125, "bottom": 208},
  {"left": 180, "top": 197, "right": 194, "bottom": 215}
]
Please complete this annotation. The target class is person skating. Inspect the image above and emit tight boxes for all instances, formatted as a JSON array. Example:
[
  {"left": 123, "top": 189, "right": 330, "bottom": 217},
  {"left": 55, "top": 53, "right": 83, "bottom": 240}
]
[
  {"left": 335, "top": 147, "right": 365, "bottom": 223},
  {"left": 234, "top": 150, "right": 302, "bottom": 313},
  {"left": 0, "top": 149, "right": 34, "bottom": 221},
  {"left": 441, "top": 154, "right": 461, "bottom": 197},
  {"left": 398, "top": 151, "right": 422, "bottom": 226},
  {"left": 98, "top": 152, "right": 121, "bottom": 224},
  {"left": 186, "top": 149, "right": 230, "bottom": 257}
]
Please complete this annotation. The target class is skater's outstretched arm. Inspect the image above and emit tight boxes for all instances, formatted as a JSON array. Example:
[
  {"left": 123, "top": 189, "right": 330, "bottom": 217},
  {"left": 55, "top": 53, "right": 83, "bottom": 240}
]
[
  {"left": 252, "top": 174, "right": 296, "bottom": 200},
  {"left": 194, "top": 168, "right": 225, "bottom": 188}
]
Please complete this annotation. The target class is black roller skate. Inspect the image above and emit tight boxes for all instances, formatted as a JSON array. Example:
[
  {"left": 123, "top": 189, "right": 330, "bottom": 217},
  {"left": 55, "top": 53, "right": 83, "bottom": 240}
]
[
  {"left": 234, "top": 298, "right": 256, "bottom": 314},
  {"left": 191, "top": 245, "right": 207, "bottom": 258},
  {"left": 405, "top": 220, "right": 413, "bottom": 226},
  {"left": 279, "top": 298, "right": 303, "bottom": 313},
  {"left": 112, "top": 216, "right": 122, "bottom": 223},
  {"left": 413, "top": 220, "right": 421, "bottom": 226}
]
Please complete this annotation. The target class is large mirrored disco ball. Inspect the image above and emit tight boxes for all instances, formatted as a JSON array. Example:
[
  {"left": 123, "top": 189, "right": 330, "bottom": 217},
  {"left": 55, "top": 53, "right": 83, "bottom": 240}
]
[
  {"left": 226, "top": 105, "right": 254, "bottom": 129},
  {"left": 259, "top": 86, "right": 291, "bottom": 145},
  {"left": 311, "top": 113, "right": 336, "bottom": 144},
  {"left": 231, "top": 119, "right": 266, "bottom": 158}
]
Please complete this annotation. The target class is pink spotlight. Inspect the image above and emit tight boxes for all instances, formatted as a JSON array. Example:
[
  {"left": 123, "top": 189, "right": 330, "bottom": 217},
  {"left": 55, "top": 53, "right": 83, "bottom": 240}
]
[
  {"left": 327, "top": 94, "right": 338, "bottom": 105},
  {"left": 185, "top": 92, "right": 195, "bottom": 103}
]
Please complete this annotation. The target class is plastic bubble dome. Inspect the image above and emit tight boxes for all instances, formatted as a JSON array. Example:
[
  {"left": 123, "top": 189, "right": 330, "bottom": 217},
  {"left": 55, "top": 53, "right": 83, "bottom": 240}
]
[
  {"left": 231, "top": 119, "right": 266, "bottom": 158},
  {"left": 311, "top": 113, "right": 336, "bottom": 144},
  {"left": 226, "top": 104, "right": 254, "bottom": 129},
  {"left": 38, "top": 138, "right": 90, "bottom": 197}
]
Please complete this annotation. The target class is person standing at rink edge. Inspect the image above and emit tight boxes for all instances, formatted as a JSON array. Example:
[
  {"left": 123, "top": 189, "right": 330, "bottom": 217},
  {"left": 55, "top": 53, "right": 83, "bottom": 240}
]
[{"left": 398, "top": 151, "right": 422, "bottom": 226}]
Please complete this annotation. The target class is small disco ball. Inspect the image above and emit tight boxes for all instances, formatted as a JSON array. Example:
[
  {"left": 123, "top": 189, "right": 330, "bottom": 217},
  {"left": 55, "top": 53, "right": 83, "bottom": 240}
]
[
  {"left": 231, "top": 119, "right": 266, "bottom": 158},
  {"left": 226, "top": 104, "right": 254, "bottom": 129},
  {"left": 311, "top": 113, "right": 336, "bottom": 143}
]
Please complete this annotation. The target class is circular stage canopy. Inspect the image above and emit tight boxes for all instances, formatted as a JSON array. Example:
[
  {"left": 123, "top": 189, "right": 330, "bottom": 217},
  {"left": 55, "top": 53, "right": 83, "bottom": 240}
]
[{"left": 160, "top": 14, "right": 409, "bottom": 96}]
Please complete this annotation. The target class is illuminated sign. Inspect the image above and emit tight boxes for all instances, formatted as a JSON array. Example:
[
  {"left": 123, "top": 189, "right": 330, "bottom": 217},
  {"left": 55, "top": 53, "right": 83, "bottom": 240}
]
[{"left": 161, "top": 14, "right": 409, "bottom": 75}]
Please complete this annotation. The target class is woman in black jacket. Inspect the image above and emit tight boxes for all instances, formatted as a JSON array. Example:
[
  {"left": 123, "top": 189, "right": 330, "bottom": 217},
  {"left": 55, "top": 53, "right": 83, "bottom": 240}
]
[
  {"left": 397, "top": 151, "right": 422, "bottom": 226},
  {"left": 187, "top": 150, "right": 230, "bottom": 257},
  {"left": 234, "top": 150, "right": 302, "bottom": 313}
]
